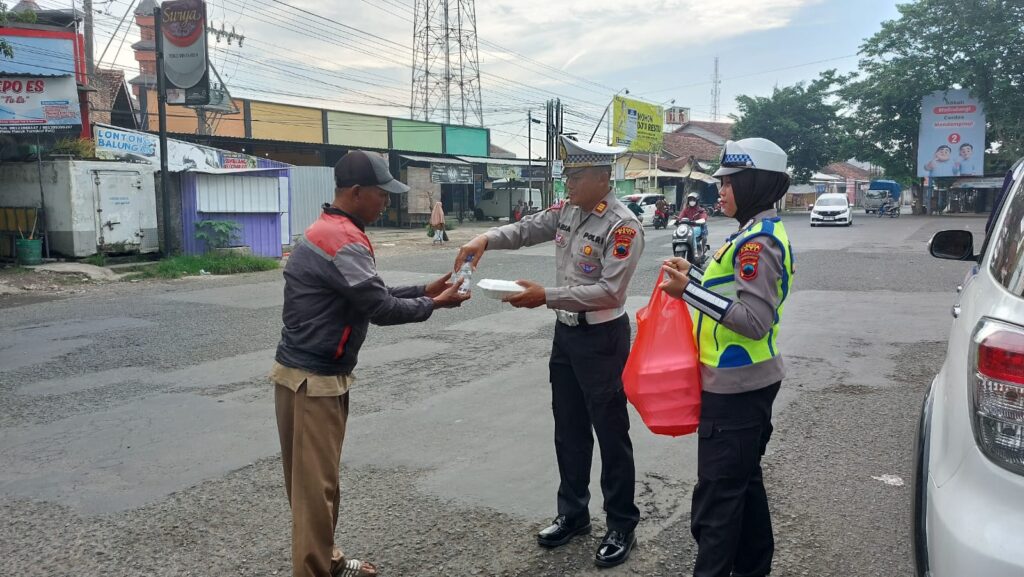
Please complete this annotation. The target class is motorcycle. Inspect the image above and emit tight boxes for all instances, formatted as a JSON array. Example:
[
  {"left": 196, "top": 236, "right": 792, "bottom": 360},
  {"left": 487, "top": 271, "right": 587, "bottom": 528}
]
[
  {"left": 672, "top": 218, "right": 709, "bottom": 266},
  {"left": 653, "top": 209, "right": 669, "bottom": 230},
  {"left": 877, "top": 202, "right": 901, "bottom": 218},
  {"left": 703, "top": 202, "right": 724, "bottom": 217}
]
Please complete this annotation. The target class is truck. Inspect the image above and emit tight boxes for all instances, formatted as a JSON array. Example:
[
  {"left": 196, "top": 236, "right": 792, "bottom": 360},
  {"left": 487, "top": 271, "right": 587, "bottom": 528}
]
[
  {"left": 475, "top": 186, "right": 543, "bottom": 221},
  {"left": 863, "top": 180, "right": 902, "bottom": 214}
]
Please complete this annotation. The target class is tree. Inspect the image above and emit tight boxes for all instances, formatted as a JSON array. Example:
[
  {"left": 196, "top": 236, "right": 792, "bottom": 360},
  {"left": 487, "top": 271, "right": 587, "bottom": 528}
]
[
  {"left": 1, "top": 2, "right": 38, "bottom": 59},
  {"left": 731, "top": 71, "right": 849, "bottom": 184},
  {"left": 842, "top": 0, "right": 1024, "bottom": 178}
]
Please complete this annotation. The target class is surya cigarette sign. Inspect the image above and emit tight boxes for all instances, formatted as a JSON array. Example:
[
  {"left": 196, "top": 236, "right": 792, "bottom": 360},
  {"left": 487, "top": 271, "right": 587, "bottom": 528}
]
[
  {"left": 917, "top": 89, "right": 985, "bottom": 178},
  {"left": 160, "top": 0, "right": 210, "bottom": 105}
]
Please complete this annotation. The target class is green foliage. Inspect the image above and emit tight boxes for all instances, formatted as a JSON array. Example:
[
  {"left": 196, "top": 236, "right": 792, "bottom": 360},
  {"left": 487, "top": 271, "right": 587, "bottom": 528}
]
[
  {"left": 50, "top": 138, "right": 96, "bottom": 159},
  {"left": 83, "top": 253, "right": 106, "bottom": 267},
  {"left": 731, "top": 70, "right": 849, "bottom": 184},
  {"left": 841, "top": 0, "right": 1024, "bottom": 178},
  {"left": 122, "top": 254, "right": 279, "bottom": 280},
  {"left": 0, "top": 2, "right": 38, "bottom": 59},
  {"left": 194, "top": 219, "right": 241, "bottom": 250}
]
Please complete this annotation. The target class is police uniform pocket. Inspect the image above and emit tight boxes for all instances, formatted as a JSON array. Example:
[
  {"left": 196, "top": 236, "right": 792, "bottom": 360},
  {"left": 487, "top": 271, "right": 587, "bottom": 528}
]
[{"left": 697, "top": 419, "right": 763, "bottom": 480}]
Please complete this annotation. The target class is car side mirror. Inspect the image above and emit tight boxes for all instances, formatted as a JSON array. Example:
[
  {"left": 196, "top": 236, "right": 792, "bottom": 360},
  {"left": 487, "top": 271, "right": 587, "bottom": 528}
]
[{"left": 929, "top": 230, "right": 976, "bottom": 261}]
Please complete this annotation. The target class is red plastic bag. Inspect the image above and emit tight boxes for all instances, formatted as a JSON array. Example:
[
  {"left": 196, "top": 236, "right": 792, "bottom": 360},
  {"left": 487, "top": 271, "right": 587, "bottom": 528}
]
[{"left": 623, "top": 270, "right": 702, "bottom": 436}]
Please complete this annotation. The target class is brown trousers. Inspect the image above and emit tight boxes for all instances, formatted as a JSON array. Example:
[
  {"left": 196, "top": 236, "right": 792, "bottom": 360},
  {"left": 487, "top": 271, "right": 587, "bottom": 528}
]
[{"left": 275, "top": 383, "right": 349, "bottom": 577}]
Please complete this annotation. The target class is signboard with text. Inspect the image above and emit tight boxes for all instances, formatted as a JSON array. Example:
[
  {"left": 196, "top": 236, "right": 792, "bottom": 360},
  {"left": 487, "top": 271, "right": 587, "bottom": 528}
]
[
  {"left": 665, "top": 106, "right": 691, "bottom": 125},
  {"left": 430, "top": 163, "right": 473, "bottom": 184},
  {"left": 0, "top": 76, "right": 82, "bottom": 134},
  {"left": 612, "top": 96, "right": 664, "bottom": 153},
  {"left": 161, "top": 0, "right": 211, "bottom": 106},
  {"left": 94, "top": 123, "right": 259, "bottom": 171},
  {"left": 918, "top": 89, "right": 985, "bottom": 178}
]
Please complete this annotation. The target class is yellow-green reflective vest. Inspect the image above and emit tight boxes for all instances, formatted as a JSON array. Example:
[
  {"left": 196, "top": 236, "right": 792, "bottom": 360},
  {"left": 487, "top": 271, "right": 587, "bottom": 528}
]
[{"left": 691, "top": 218, "right": 794, "bottom": 368}]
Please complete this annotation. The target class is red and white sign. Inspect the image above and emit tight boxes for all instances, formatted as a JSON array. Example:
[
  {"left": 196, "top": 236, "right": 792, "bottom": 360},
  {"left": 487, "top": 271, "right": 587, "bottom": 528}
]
[{"left": 161, "top": 0, "right": 209, "bottom": 97}]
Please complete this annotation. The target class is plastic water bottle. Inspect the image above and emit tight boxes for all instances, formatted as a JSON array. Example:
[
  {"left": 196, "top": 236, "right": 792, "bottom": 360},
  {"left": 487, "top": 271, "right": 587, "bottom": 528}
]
[{"left": 456, "top": 256, "right": 473, "bottom": 294}]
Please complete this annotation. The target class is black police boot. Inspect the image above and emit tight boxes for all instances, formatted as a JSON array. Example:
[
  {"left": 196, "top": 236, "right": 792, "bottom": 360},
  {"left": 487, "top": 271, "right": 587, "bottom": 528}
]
[
  {"left": 536, "top": 515, "right": 591, "bottom": 548},
  {"left": 594, "top": 529, "right": 636, "bottom": 567}
]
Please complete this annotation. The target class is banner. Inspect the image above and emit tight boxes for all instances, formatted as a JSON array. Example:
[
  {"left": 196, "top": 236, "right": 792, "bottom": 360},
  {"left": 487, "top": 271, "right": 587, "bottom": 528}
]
[
  {"left": 94, "top": 123, "right": 259, "bottom": 171},
  {"left": 161, "top": 0, "right": 210, "bottom": 106},
  {"left": 0, "top": 76, "right": 81, "bottom": 134},
  {"left": 430, "top": 163, "right": 473, "bottom": 184},
  {"left": 485, "top": 164, "right": 546, "bottom": 180},
  {"left": 918, "top": 89, "right": 985, "bottom": 178},
  {"left": 612, "top": 96, "right": 664, "bottom": 153}
]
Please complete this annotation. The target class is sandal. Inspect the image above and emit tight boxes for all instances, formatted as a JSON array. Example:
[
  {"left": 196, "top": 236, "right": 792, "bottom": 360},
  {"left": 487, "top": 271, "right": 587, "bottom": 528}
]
[{"left": 334, "top": 558, "right": 378, "bottom": 577}]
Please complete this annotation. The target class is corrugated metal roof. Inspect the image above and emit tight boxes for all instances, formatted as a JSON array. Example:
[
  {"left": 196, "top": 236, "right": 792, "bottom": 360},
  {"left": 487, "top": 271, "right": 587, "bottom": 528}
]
[{"left": 399, "top": 154, "right": 468, "bottom": 165}]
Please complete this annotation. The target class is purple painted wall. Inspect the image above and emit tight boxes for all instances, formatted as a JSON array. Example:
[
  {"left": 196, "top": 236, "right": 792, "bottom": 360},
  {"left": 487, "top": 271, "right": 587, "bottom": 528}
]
[{"left": 180, "top": 169, "right": 289, "bottom": 258}]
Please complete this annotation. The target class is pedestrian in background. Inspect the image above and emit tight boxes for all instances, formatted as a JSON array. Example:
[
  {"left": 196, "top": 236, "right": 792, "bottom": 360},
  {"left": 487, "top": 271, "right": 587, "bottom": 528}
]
[
  {"left": 659, "top": 138, "right": 795, "bottom": 577},
  {"left": 271, "top": 150, "right": 470, "bottom": 577},
  {"left": 456, "top": 135, "right": 644, "bottom": 568},
  {"left": 430, "top": 201, "right": 446, "bottom": 244}
]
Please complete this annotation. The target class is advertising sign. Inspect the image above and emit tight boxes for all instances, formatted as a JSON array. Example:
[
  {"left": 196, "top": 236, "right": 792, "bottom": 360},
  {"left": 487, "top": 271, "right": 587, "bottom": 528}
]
[
  {"left": 665, "top": 106, "right": 691, "bottom": 125},
  {"left": 918, "top": 89, "right": 985, "bottom": 178},
  {"left": 94, "top": 124, "right": 258, "bottom": 171},
  {"left": 161, "top": 0, "right": 210, "bottom": 106},
  {"left": 612, "top": 96, "right": 664, "bottom": 153},
  {"left": 0, "top": 76, "right": 82, "bottom": 134},
  {"left": 430, "top": 163, "right": 473, "bottom": 184}
]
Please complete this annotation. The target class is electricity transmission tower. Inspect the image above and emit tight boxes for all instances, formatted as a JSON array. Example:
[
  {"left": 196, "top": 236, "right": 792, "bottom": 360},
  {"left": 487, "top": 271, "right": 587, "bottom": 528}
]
[
  {"left": 710, "top": 56, "right": 721, "bottom": 122},
  {"left": 410, "top": 0, "right": 484, "bottom": 126}
]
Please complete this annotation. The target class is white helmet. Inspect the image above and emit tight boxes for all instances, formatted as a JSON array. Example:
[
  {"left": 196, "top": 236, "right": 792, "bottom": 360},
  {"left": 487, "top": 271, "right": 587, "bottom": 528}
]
[{"left": 713, "top": 138, "right": 788, "bottom": 177}]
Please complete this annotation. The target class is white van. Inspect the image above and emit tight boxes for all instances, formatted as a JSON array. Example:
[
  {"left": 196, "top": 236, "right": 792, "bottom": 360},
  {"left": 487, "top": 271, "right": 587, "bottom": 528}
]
[{"left": 476, "top": 187, "right": 543, "bottom": 220}]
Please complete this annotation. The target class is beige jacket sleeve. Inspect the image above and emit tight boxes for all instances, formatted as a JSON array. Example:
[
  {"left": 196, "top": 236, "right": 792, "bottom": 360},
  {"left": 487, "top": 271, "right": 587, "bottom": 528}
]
[{"left": 483, "top": 208, "right": 561, "bottom": 250}]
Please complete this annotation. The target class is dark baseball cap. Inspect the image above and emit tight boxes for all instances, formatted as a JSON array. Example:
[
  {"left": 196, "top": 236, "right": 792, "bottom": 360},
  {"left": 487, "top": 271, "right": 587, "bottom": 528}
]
[{"left": 334, "top": 150, "right": 410, "bottom": 194}]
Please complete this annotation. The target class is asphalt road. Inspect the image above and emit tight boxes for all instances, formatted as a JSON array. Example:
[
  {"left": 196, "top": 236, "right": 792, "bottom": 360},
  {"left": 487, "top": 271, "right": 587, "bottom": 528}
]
[{"left": 0, "top": 211, "right": 988, "bottom": 577}]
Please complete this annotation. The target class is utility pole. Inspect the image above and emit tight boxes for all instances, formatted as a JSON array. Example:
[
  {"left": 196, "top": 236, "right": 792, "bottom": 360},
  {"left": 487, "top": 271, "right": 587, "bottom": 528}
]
[
  {"left": 154, "top": 7, "right": 172, "bottom": 255},
  {"left": 528, "top": 110, "right": 533, "bottom": 194},
  {"left": 83, "top": 0, "right": 95, "bottom": 79}
]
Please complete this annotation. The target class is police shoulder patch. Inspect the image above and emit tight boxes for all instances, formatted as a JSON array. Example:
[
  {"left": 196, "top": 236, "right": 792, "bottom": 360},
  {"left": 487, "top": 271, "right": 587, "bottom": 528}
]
[
  {"left": 737, "top": 241, "right": 762, "bottom": 280},
  {"left": 612, "top": 226, "right": 637, "bottom": 260},
  {"left": 594, "top": 200, "right": 608, "bottom": 215}
]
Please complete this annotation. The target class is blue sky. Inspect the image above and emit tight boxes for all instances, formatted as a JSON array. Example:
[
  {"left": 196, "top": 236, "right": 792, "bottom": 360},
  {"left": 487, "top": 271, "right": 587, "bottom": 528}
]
[{"left": 73, "top": 0, "right": 907, "bottom": 157}]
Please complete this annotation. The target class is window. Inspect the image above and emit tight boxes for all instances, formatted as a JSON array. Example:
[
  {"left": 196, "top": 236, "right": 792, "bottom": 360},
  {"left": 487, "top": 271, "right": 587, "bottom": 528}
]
[
  {"left": 989, "top": 178, "right": 1024, "bottom": 297},
  {"left": 817, "top": 197, "right": 848, "bottom": 207},
  {"left": 866, "top": 190, "right": 889, "bottom": 199}
]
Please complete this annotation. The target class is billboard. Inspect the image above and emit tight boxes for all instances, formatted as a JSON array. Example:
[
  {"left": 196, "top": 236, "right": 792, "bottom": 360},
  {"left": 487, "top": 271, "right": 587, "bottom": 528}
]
[
  {"left": 94, "top": 124, "right": 259, "bottom": 172},
  {"left": 161, "top": 0, "right": 210, "bottom": 106},
  {"left": 918, "top": 89, "right": 985, "bottom": 178},
  {"left": 0, "top": 76, "right": 82, "bottom": 134},
  {"left": 611, "top": 96, "right": 664, "bottom": 153}
]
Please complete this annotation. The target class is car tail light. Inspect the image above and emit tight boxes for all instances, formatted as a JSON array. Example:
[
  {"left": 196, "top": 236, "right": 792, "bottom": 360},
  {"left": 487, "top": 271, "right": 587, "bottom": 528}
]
[{"left": 971, "top": 319, "right": 1024, "bottom": 475}]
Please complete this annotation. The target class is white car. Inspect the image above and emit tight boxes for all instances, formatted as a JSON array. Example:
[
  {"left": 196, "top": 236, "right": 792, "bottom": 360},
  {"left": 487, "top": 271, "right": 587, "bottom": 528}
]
[
  {"left": 809, "top": 193, "right": 853, "bottom": 226},
  {"left": 915, "top": 159, "right": 1024, "bottom": 577},
  {"left": 622, "top": 193, "right": 666, "bottom": 226}
]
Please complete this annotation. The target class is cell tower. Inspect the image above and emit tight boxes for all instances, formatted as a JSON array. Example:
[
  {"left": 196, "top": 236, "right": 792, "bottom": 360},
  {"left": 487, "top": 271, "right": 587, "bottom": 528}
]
[
  {"left": 410, "top": 0, "right": 484, "bottom": 126},
  {"left": 710, "top": 56, "right": 721, "bottom": 122}
]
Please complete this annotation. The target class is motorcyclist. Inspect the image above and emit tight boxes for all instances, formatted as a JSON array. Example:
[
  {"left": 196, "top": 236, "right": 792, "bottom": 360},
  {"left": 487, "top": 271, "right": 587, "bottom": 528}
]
[{"left": 677, "top": 192, "right": 708, "bottom": 248}]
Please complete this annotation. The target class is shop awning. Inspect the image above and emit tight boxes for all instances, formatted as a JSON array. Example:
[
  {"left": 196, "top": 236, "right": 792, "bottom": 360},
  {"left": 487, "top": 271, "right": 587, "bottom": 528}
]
[{"left": 399, "top": 154, "right": 468, "bottom": 165}]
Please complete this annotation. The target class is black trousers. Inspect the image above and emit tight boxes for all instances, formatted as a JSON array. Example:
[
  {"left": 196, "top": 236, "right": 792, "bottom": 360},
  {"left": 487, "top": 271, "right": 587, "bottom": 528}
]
[
  {"left": 549, "top": 314, "right": 640, "bottom": 533},
  {"left": 691, "top": 382, "right": 781, "bottom": 577}
]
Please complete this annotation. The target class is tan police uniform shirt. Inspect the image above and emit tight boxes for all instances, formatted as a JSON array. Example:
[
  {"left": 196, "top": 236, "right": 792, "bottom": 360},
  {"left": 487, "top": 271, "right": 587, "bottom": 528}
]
[
  {"left": 484, "top": 189, "right": 645, "bottom": 312},
  {"left": 270, "top": 361, "right": 355, "bottom": 397}
]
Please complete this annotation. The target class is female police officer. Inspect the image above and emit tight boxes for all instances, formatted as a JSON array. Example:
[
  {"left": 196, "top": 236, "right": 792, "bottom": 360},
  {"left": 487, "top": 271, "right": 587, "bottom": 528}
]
[{"left": 659, "top": 138, "right": 794, "bottom": 577}]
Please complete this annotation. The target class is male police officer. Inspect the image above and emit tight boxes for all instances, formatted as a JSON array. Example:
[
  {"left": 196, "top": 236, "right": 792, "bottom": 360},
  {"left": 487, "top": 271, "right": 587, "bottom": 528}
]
[{"left": 456, "top": 135, "right": 644, "bottom": 568}]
